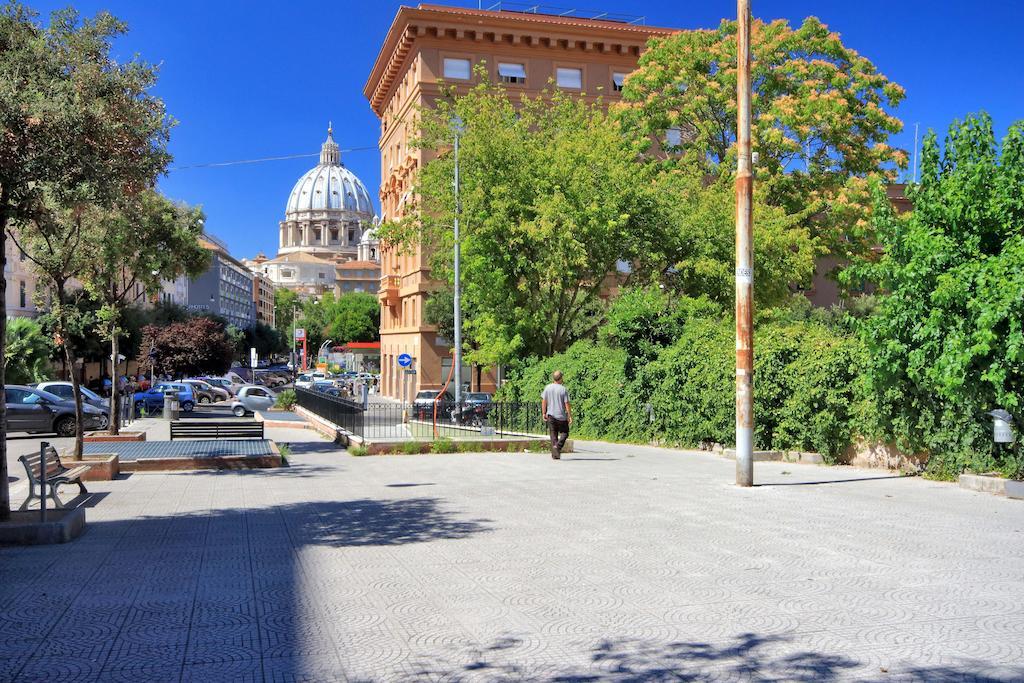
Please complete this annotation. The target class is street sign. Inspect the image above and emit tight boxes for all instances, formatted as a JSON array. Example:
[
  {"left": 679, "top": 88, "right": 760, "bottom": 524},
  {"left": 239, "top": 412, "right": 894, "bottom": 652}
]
[
  {"left": 403, "top": 369, "right": 417, "bottom": 375},
  {"left": 250, "top": 347, "right": 258, "bottom": 369},
  {"left": 294, "top": 328, "right": 306, "bottom": 341},
  {"left": 397, "top": 353, "right": 412, "bottom": 367}
]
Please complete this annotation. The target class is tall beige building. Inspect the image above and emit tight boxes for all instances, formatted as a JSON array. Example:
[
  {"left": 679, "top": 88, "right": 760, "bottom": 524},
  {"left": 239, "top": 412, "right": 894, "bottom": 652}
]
[{"left": 365, "top": 3, "right": 674, "bottom": 400}]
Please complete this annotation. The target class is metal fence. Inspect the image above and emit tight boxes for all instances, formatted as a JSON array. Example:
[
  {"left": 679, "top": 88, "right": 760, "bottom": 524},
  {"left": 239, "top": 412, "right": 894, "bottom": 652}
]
[{"left": 294, "top": 387, "right": 547, "bottom": 442}]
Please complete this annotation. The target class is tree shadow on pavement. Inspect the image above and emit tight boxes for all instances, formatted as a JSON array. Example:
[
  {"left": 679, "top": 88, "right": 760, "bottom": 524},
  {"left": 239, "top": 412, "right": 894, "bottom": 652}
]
[{"left": 397, "top": 633, "right": 1023, "bottom": 682}]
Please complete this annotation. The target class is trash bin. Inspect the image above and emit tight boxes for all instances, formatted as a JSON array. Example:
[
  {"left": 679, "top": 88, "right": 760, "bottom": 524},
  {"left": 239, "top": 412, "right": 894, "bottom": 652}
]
[{"left": 163, "top": 390, "right": 180, "bottom": 420}]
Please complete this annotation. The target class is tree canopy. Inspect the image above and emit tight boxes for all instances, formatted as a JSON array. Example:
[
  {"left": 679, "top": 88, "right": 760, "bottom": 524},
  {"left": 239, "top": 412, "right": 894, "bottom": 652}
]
[
  {"left": 138, "top": 317, "right": 234, "bottom": 379},
  {"left": 379, "top": 76, "right": 670, "bottom": 365},
  {"left": 619, "top": 16, "right": 906, "bottom": 263}
]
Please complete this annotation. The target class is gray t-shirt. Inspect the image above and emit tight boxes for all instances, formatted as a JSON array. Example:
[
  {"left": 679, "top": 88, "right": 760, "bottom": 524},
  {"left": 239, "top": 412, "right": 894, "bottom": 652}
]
[{"left": 542, "top": 383, "right": 570, "bottom": 420}]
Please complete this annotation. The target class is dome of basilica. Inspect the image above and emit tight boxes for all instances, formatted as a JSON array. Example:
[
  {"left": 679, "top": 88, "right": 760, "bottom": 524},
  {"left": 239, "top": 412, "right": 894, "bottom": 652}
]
[{"left": 285, "top": 127, "right": 374, "bottom": 215}]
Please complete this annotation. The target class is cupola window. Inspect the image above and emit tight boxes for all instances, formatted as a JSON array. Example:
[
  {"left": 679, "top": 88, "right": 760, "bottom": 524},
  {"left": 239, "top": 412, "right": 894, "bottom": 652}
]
[{"left": 612, "top": 72, "right": 626, "bottom": 92}]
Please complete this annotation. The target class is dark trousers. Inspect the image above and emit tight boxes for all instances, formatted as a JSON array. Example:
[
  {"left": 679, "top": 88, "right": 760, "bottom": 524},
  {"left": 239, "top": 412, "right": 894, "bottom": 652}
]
[{"left": 547, "top": 417, "right": 569, "bottom": 453}]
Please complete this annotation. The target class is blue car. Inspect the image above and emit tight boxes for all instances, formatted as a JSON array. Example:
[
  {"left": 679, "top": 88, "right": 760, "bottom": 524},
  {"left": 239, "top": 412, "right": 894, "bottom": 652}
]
[{"left": 133, "top": 383, "right": 196, "bottom": 413}]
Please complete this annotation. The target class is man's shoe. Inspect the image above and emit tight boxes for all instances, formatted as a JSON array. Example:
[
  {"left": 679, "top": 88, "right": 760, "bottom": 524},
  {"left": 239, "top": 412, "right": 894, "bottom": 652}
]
[{"left": 551, "top": 448, "right": 560, "bottom": 460}]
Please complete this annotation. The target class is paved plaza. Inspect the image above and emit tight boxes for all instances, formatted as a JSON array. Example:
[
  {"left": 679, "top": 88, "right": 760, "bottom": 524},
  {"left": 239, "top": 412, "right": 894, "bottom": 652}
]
[{"left": 2, "top": 436, "right": 1023, "bottom": 682}]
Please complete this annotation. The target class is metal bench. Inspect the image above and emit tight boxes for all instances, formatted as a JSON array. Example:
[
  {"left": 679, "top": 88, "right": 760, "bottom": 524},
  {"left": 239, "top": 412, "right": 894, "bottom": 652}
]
[
  {"left": 18, "top": 446, "right": 91, "bottom": 510},
  {"left": 169, "top": 420, "right": 264, "bottom": 440}
]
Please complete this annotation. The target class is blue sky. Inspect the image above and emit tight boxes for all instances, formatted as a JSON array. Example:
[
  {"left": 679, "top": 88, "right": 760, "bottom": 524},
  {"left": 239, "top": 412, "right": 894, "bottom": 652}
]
[{"left": 30, "top": 0, "right": 1024, "bottom": 259}]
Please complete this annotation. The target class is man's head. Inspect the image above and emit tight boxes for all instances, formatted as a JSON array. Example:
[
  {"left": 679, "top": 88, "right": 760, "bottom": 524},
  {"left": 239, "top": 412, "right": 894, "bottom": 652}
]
[{"left": 552, "top": 370, "right": 563, "bottom": 383}]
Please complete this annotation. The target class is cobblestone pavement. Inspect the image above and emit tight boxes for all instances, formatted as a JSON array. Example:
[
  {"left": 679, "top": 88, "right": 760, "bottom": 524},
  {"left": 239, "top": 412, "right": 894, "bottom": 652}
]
[{"left": 1, "top": 439, "right": 1022, "bottom": 682}]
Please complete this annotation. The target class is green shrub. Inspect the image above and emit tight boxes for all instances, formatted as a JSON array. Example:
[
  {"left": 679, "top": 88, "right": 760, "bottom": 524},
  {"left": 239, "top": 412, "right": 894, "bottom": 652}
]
[
  {"left": 349, "top": 445, "right": 369, "bottom": 457},
  {"left": 430, "top": 438, "right": 458, "bottom": 454},
  {"left": 275, "top": 389, "right": 296, "bottom": 410},
  {"left": 398, "top": 440, "right": 423, "bottom": 455}
]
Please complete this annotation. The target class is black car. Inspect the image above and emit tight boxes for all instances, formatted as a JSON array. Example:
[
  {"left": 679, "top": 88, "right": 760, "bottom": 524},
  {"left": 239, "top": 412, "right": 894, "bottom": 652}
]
[
  {"left": 412, "top": 389, "right": 455, "bottom": 419},
  {"left": 5, "top": 385, "right": 105, "bottom": 436}
]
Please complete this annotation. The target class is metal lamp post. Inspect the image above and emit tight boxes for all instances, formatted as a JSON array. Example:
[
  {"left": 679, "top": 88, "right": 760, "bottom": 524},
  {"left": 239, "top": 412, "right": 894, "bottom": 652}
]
[
  {"left": 735, "top": 0, "right": 755, "bottom": 487},
  {"left": 452, "top": 116, "right": 465, "bottom": 406}
]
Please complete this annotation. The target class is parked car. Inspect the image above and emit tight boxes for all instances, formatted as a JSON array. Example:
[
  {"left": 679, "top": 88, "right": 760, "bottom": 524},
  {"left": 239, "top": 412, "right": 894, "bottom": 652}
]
[
  {"left": 183, "top": 378, "right": 230, "bottom": 403},
  {"left": 295, "top": 372, "right": 329, "bottom": 389},
  {"left": 5, "top": 385, "right": 105, "bottom": 436},
  {"left": 201, "top": 373, "right": 246, "bottom": 396},
  {"left": 413, "top": 389, "right": 455, "bottom": 419},
  {"left": 230, "top": 384, "right": 276, "bottom": 417},
  {"left": 33, "top": 381, "right": 111, "bottom": 429},
  {"left": 180, "top": 379, "right": 216, "bottom": 404},
  {"left": 133, "top": 383, "right": 196, "bottom": 414}
]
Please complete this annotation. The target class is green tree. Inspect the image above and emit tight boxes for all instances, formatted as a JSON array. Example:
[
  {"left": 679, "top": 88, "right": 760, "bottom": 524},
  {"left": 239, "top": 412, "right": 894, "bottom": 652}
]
[
  {"left": 619, "top": 16, "right": 907, "bottom": 265},
  {"left": 326, "top": 292, "right": 379, "bottom": 344},
  {"left": 0, "top": 3, "right": 171, "bottom": 510},
  {"left": 273, "top": 288, "right": 300, "bottom": 340},
  {"left": 380, "top": 76, "right": 671, "bottom": 365},
  {"left": 79, "top": 191, "right": 209, "bottom": 434},
  {"left": 4, "top": 317, "right": 52, "bottom": 384},
  {"left": 852, "top": 114, "right": 1024, "bottom": 479}
]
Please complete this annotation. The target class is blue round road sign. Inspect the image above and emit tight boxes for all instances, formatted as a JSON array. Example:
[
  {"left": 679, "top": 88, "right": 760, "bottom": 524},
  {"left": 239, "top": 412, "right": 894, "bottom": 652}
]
[{"left": 397, "top": 353, "right": 412, "bottom": 368}]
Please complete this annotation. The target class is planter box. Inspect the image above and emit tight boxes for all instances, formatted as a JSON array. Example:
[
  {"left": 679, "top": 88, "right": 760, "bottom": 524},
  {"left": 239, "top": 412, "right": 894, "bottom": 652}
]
[
  {"left": 74, "top": 454, "right": 119, "bottom": 481},
  {"left": 84, "top": 431, "right": 145, "bottom": 442},
  {"left": 0, "top": 508, "right": 86, "bottom": 545},
  {"left": 362, "top": 439, "right": 573, "bottom": 456},
  {"left": 959, "top": 473, "right": 1024, "bottom": 500}
]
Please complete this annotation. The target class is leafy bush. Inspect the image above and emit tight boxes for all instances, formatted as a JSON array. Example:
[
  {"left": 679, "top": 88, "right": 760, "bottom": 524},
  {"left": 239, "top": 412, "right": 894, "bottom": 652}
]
[
  {"left": 349, "top": 445, "right": 369, "bottom": 457},
  {"left": 430, "top": 438, "right": 458, "bottom": 454},
  {"left": 398, "top": 440, "right": 424, "bottom": 455},
  {"left": 849, "top": 115, "right": 1024, "bottom": 479},
  {"left": 501, "top": 294, "right": 867, "bottom": 459},
  {"left": 275, "top": 389, "right": 296, "bottom": 410}
]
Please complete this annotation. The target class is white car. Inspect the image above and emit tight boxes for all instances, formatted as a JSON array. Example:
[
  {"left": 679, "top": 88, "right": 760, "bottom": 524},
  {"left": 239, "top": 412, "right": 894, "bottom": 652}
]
[{"left": 230, "top": 384, "right": 277, "bottom": 417}]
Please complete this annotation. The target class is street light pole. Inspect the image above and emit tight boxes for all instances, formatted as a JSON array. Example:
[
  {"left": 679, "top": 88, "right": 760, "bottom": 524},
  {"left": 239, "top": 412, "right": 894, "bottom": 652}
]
[
  {"left": 291, "top": 303, "right": 298, "bottom": 383},
  {"left": 452, "top": 120, "right": 463, "bottom": 407},
  {"left": 735, "top": 0, "right": 755, "bottom": 487}
]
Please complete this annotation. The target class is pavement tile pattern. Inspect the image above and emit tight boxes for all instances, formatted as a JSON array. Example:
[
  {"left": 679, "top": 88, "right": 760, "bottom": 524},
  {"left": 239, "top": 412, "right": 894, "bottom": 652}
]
[
  {"left": 82, "top": 440, "right": 273, "bottom": 461},
  {"left": 2, "top": 439, "right": 1023, "bottom": 682}
]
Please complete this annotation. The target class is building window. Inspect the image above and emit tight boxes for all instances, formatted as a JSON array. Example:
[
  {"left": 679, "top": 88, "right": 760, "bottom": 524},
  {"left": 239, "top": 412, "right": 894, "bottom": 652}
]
[
  {"left": 348, "top": 228, "right": 355, "bottom": 243},
  {"left": 318, "top": 272, "right": 325, "bottom": 279},
  {"left": 330, "top": 228, "right": 339, "bottom": 243},
  {"left": 19, "top": 280, "right": 25, "bottom": 308},
  {"left": 281, "top": 269, "right": 294, "bottom": 279},
  {"left": 314, "top": 228, "right": 322, "bottom": 243},
  {"left": 443, "top": 58, "right": 471, "bottom": 80},
  {"left": 665, "top": 127, "right": 683, "bottom": 148},
  {"left": 498, "top": 62, "right": 526, "bottom": 84},
  {"left": 18, "top": 247, "right": 25, "bottom": 262},
  {"left": 556, "top": 67, "right": 582, "bottom": 89},
  {"left": 612, "top": 72, "right": 626, "bottom": 92}
]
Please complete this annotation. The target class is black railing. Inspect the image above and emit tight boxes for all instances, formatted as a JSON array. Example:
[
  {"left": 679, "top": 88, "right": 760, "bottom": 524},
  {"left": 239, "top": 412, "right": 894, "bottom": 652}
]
[
  {"left": 295, "top": 387, "right": 365, "bottom": 436},
  {"left": 295, "top": 387, "right": 546, "bottom": 442}
]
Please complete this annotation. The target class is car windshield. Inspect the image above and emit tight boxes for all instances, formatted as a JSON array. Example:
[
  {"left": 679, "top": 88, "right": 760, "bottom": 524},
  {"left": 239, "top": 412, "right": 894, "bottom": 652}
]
[
  {"left": 80, "top": 386, "right": 103, "bottom": 401},
  {"left": 415, "top": 391, "right": 438, "bottom": 400},
  {"left": 30, "top": 389, "right": 64, "bottom": 404},
  {"left": 468, "top": 393, "right": 491, "bottom": 401}
]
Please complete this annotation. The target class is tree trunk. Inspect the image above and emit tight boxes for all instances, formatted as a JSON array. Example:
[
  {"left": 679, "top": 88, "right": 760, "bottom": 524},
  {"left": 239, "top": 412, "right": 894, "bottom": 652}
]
[
  {"left": 0, "top": 207, "right": 10, "bottom": 521},
  {"left": 109, "top": 335, "right": 120, "bottom": 435},
  {"left": 63, "top": 343, "right": 85, "bottom": 460},
  {"left": 56, "top": 287, "right": 85, "bottom": 461}
]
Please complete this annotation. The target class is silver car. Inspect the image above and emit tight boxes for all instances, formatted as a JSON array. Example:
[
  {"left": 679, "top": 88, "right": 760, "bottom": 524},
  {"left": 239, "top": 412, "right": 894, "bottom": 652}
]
[{"left": 230, "top": 385, "right": 276, "bottom": 417}]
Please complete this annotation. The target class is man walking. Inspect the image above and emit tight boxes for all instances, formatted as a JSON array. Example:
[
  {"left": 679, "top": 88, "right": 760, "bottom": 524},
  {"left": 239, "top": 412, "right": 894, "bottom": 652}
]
[{"left": 541, "top": 370, "right": 572, "bottom": 460}]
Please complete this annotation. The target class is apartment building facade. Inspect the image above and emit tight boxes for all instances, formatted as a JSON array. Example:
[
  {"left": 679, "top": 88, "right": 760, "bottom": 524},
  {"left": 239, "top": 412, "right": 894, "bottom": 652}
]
[{"left": 365, "top": 3, "right": 674, "bottom": 400}]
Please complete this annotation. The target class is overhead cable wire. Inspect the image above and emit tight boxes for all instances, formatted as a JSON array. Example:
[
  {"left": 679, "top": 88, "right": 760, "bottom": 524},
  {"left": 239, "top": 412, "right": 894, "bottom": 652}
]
[{"left": 168, "top": 145, "right": 378, "bottom": 171}]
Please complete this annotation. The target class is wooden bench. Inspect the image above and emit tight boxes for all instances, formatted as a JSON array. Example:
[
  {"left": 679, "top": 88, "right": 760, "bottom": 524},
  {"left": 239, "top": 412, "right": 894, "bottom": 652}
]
[
  {"left": 18, "top": 446, "right": 91, "bottom": 510},
  {"left": 169, "top": 420, "right": 264, "bottom": 440}
]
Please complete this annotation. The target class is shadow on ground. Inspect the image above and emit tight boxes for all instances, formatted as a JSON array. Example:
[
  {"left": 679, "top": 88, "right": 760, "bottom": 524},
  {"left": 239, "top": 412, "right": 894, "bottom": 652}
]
[{"left": 397, "top": 633, "right": 1024, "bottom": 682}]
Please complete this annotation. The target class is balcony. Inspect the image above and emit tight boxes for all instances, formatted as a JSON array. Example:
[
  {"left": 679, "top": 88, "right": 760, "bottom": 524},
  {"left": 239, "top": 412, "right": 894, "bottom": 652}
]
[{"left": 379, "top": 275, "right": 400, "bottom": 307}]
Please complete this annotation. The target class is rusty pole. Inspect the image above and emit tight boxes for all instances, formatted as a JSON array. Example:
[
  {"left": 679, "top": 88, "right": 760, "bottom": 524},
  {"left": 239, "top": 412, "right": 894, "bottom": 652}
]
[{"left": 735, "top": 0, "right": 754, "bottom": 487}]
